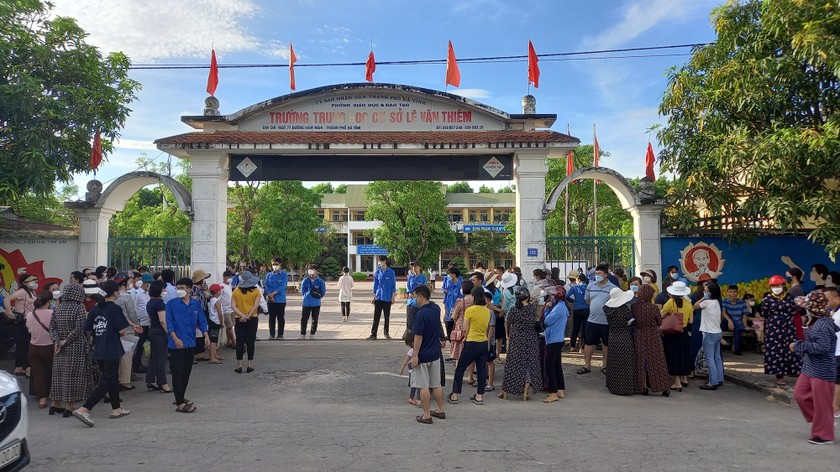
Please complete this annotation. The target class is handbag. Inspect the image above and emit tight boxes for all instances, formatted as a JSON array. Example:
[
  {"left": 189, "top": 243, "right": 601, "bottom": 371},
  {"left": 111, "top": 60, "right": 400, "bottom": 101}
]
[
  {"left": 660, "top": 312, "right": 684, "bottom": 334},
  {"left": 450, "top": 323, "right": 464, "bottom": 342}
]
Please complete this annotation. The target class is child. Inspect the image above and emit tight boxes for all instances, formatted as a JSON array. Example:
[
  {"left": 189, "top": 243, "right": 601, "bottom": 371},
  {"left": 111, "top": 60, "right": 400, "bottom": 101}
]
[
  {"left": 338, "top": 266, "right": 353, "bottom": 322},
  {"left": 721, "top": 285, "right": 747, "bottom": 355},
  {"left": 207, "top": 285, "right": 225, "bottom": 364},
  {"left": 398, "top": 336, "right": 419, "bottom": 405}
]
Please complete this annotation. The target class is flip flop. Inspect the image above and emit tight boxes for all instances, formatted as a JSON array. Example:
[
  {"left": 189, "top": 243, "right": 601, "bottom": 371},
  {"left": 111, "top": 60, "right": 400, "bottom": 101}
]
[
  {"left": 109, "top": 409, "right": 130, "bottom": 419},
  {"left": 484, "top": 386, "right": 495, "bottom": 392},
  {"left": 429, "top": 410, "right": 446, "bottom": 419},
  {"left": 446, "top": 393, "right": 458, "bottom": 404},
  {"left": 576, "top": 367, "right": 592, "bottom": 375},
  {"left": 415, "top": 415, "right": 432, "bottom": 424},
  {"left": 176, "top": 404, "right": 197, "bottom": 413},
  {"left": 209, "top": 360, "right": 223, "bottom": 364},
  {"left": 469, "top": 395, "right": 484, "bottom": 405}
]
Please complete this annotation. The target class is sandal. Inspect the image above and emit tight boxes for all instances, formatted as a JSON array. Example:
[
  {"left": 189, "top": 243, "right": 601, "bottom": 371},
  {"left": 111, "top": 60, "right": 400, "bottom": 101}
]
[
  {"left": 775, "top": 379, "right": 787, "bottom": 387},
  {"left": 209, "top": 360, "right": 223, "bottom": 364},
  {"left": 172, "top": 399, "right": 194, "bottom": 406},
  {"left": 468, "top": 379, "right": 477, "bottom": 387},
  {"left": 176, "top": 404, "right": 197, "bottom": 413},
  {"left": 447, "top": 392, "right": 458, "bottom": 404},
  {"left": 498, "top": 391, "right": 508, "bottom": 400},
  {"left": 469, "top": 395, "right": 484, "bottom": 405},
  {"left": 415, "top": 415, "right": 432, "bottom": 424},
  {"left": 484, "top": 385, "right": 495, "bottom": 392},
  {"left": 109, "top": 408, "right": 131, "bottom": 419},
  {"left": 576, "top": 367, "right": 591, "bottom": 375},
  {"left": 429, "top": 410, "right": 446, "bottom": 419}
]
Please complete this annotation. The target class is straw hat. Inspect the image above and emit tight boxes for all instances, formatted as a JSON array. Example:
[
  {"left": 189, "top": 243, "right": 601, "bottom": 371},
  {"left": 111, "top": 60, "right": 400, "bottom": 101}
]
[{"left": 192, "top": 269, "right": 211, "bottom": 284}]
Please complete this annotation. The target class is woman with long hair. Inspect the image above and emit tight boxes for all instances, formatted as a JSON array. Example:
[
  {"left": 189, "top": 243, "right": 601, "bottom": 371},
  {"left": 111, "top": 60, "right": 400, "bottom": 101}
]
[
  {"left": 762, "top": 275, "right": 802, "bottom": 387},
  {"left": 499, "top": 286, "right": 543, "bottom": 401},
  {"left": 448, "top": 286, "right": 490, "bottom": 405},
  {"left": 4, "top": 273, "right": 38, "bottom": 377},
  {"left": 660, "top": 282, "right": 694, "bottom": 391},
  {"left": 144, "top": 280, "right": 172, "bottom": 393},
  {"left": 49, "top": 283, "right": 95, "bottom": 416},
  {"left": 694, "top": 281, "right": 724, "bottom": 390},
  {"left": 448, "top": 281, "right": 474, "bottom": 363},
  {"left": 632, "top": 285, "right": 671, "bottom": 397},
  {"left": 232, "top": 271, "right": 261, "bottom": 373},
  {"left": 27, "top": 290, "right": 55, "bottom": 409}
]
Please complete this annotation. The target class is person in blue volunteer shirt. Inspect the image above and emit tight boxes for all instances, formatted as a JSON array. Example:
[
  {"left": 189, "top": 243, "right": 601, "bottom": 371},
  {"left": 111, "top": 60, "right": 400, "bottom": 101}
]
[
  {"left": 369, "top": 255, "right": 397, "bottom": 340},
  {"left": 166, "top": 278, "right": 209, "bottom": 413},
  {"left": 405, "top": 261, "right": 427, "bottom": 335},
  {"left": 566, "top": 272, "right": 589, "bottom": 352},
  {"left": 301, "top": 264, "right": 326, "bottom": 339},
  {"left": 264, "top": 257, "right": 289, "bottom": 340},
  {"left": 72, "top": 281, "right": 130, "bottom": 427},
  {"left": 443, "top": 267, "right": 464, "bottom": 343}
]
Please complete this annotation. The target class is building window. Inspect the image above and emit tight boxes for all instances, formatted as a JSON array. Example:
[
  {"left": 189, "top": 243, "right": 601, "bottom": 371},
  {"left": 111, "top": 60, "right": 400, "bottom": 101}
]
[
  {"left": 468, "top": 210, "right": 478, "bottom": 223},
  {"left": 494, "top": 210, "right": 510, "bottom": 223},
  {"left": 480, "top": 210, "right": 489, "bottom": 222},
  {"left": 332, "top": 210, "right": 347, "bottom": 222},
  {"left": 447, "top": 211, "right": 462, "bottom": 223},
  {"left": 354, "top": 235, "right": 374, "bottom": 245},
  {"left": 317, "top": 210, "right": 325, "bottom": 220},
  {"left": 353, "top": 211, "right": 366, "bottom": 221}
]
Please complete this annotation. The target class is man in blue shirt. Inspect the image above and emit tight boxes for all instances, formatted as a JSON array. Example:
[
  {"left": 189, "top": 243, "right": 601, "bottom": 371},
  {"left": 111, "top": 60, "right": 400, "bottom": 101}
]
[
  {"left": 369, "top": 255, "right": 397, "bottom": 340},
  {"left": 666, "top": 265, "right": 689, "bottom": 285},
  {"left": 264, "top": 257, "right": 289, "bottom": 340},
  {"left": 405, "top": 261, "right": 427, "bottom": 334},
  {"left": 166, "top": 277, "right": 209, "bottom": 413},
  {"left": 580, "top": 264, "right": 617, "bottom": 374},
  {"left": 721, "top": 285, "right": 747, "bottom": 355},
  {"left": 410, "top": 284, "right": 445, "bottom": 424},
  {"left": 301, "top": 264, "right": 326, "bottom": 339}
]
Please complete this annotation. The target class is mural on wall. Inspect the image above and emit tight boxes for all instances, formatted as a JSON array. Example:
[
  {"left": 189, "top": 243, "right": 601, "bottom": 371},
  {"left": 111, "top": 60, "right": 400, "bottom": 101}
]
[
  {"left": 679, "top": 241, "right": 725, "bottom": 283},
  {"left": 662, "top": 236, "right": 840, "bottom": 291},
  {"left": 0, "top": 248, "right": 62, "bottom": 296}
]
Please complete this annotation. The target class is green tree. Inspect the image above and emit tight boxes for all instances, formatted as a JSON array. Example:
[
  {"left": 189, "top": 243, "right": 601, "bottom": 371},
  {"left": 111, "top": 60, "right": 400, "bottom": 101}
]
[
  {"left": 319, "top": 256, "right": 341, "bottom": 279},
  {"left": 497, "top": 185, "right": 515, "bottom": 193},
  {"left": 365, "top": 181, "right": 456, "bottom": 268},
  {"left": 657, "top": 0, "right": 840, "bottom": 255},
  {"left": 311, "top": 182, "right": 334, "bottom": 193},
  {"left": 0, "top": 0, "right": 140, "bottom": 203},
  {"left": 447, "top": 181, "right": 473, "bottom": 193},
  {"left": 11, "top": 184, "right": 78, "bottom": 226},
  {"left": 468, "top": 231, "right": 506, "bottom": 265},
  {"left": 477, "top": 185, "right": 494, "bottom": 193},
  {"left": 249, "top": 181, "right": 323, "bottom": 270},
  {"left": 110, "top": 186, "right": 190, "bottom": 238},
  {"left": 334, "top": 184, "right": 347, "bottom": 194},
  {"left": 227, "top": 182, "right": 261, "bottom": 263}
]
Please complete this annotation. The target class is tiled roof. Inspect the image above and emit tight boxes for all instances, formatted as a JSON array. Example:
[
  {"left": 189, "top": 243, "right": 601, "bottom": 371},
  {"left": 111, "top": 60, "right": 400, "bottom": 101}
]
[
  {"left": 156, "top": 130, "right": 575, "bottom": 146},
  {"left": 445, "top": 193, "right": 515, "bottom": 205}
]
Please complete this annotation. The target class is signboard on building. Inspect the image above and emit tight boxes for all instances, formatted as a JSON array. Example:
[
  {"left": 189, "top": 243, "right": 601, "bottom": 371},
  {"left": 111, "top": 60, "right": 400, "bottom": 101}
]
[
  {"left": 462, "top": 224, "right": 510, "bottom": 233},
  {"left": 527, "top": 248, "right": 539, "bottom": 257},
  {"left": 357, "top": 245, "right": 389, "bottom": 256},
  {"left": 239, "top": 90, "right": 506, "bottom": 133}
]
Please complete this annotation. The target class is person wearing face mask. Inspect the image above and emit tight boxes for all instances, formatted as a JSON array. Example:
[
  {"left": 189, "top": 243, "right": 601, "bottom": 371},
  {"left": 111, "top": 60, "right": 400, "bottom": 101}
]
[
  {"left": 132, "top": 274, "right": 153, "bottom": 373},
  {"left": 786, "top": 268, "right": 806, "bottom": 341},
  {"left": 4, "top": 273, "right": 38, "bottom": 377},
  {"left": 72, "top": 281, "right": 131, "bottom": 426},
  {"left": 442, "top": 267, "right": 463, "bottom": 349},
  {"left": 301, "top": 265, "right": 326, "bottom": 340},
  {"left": 165, "top": 278, "right": 209, "bottom": 412},
  {"left": 27, "top": 290, "right": 55, "bottom": 409},
  {"left": 264, "top": 258, "right": 288, "bottom": 340},
  {"left": 762, "top": 275, "right": 802, "bottom": 387},
  {"left": 694, "top": 281, "right": 724, "bottom": 390},
  {"left": 369, "top": 256, "right": 397, "bottom": 340},
  {"left": 666, "top": 265, "right": 688, "bottom": 285},
  {"left": 578, "top": 264, "right": 617, "bottom": 375},
  {"left": 640, "top": 270, "right": 660, "bottom": 297},
  {"left": 498, "top": 286, "right": 542, "bottom": 400},
  {"left": 220, "top": 270, "right": 236, "bottom": 349},
  {"left": 113, "top": 276, "right": 142, "bottom": 390}
]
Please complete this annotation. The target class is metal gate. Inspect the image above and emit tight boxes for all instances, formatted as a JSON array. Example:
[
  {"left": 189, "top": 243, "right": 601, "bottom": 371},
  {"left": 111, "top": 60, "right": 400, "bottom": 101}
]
[
  {"left": 545, "top": 236, "right": 634, "bottom": 278},
  {"left": 108, "top": 238, "right": 191, "bottom": 279}
]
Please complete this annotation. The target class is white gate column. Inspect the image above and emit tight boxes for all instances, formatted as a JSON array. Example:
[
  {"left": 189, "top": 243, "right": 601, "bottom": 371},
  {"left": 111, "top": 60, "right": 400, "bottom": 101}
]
[
  {"left": 514, "top": 149, "right": 550, "bottom": 278},
  {"left": 629, "top": 203, "right": 665, "bottom": 276},
  {"left": 189, "top": 152, "right": 229, "bottom": 282},
  {"left": 73, "top": 207, "right": 115, "bottom": 270}
]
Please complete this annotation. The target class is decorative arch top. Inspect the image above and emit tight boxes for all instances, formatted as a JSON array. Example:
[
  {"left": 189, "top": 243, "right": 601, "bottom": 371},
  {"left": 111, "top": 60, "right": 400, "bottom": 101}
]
[
  {"left": 544, "top": 167, "right": 639, "bottom": 214},
  {"left": 182, "top": 83, "right": 556, "bottom": 133},
  {"left": 96, "top": 171, "right": 193, "bottom": 218}
]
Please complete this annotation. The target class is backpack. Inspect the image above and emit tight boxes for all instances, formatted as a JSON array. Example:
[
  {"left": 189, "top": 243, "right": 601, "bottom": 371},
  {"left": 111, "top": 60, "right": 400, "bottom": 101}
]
[{"left": 695, "top": 347, "right": 709, "bottom": 376}]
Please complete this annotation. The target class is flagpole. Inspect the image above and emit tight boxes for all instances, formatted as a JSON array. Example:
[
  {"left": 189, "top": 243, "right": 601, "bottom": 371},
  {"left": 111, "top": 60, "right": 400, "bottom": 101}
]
[
  {"left": 565, "top": 124, "right": 570, "bottom": 238},
  {"left": 593, "top": 124, "right": 598, "bottom": 238}
]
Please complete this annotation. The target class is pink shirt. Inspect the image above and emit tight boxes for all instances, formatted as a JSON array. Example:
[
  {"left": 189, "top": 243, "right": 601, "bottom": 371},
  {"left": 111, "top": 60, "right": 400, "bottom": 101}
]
[
  {"left": 26, "top": 308, "right": 54, "bottom": 346},
  {"left": 10, "top": 288, "right": 35, "bottom": 315}
]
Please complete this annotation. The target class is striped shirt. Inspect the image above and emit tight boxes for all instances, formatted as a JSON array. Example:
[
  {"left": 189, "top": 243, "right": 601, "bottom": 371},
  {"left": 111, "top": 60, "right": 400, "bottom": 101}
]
[{"left": 794, "top": 317, "right": 839, "bottom": 382}]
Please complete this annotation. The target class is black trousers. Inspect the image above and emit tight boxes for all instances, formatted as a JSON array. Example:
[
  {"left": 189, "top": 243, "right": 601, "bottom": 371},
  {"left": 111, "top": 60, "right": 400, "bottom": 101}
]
[
  {"left": 235, "top": 317, "right": 258, "bottom": 360},
  {"left": 145, "top": 329, "right": 168, "bottom": 386},
  {"left": 545, "top": 342, "right": 566, "bottom": 392},
  {"left": 372, "top": 300, "right": 391, "bottom": 337},
  {"left": 83, "top": 358, "right": 120, "bottom": 411},
  {"left": 341, "top": 302, "right": 350, "bottom": 317},
  {"left": 132, "top": 325, "right": 149, "bottom": 370},
  {"left": 301, "top": 306, "right": 321, "bottom": 335},
  {"left": 570, "top": 309, "right": 589, "bottom": 347},
  {"left": 452, "top": 341, "right": 488, "bottom": 395},
  {"left": 14, "top": 322, "right": 30, "bottom": 368},
  {"left": 267, "top": 302, "right": 286, "bottom": 338},
  {"left": 169, "top": 347, "right": 195, "bottom": 406}
]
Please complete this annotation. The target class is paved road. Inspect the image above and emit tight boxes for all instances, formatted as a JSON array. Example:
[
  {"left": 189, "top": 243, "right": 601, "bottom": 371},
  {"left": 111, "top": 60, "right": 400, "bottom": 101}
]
[{"left": 20, "top": 341, "right": 838, "bottom": 472}]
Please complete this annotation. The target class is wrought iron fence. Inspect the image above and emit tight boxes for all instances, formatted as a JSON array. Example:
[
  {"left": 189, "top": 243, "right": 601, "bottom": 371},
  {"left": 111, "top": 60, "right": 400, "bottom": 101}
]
[
  {"left": 108, "top": 238, "right": 191, "bottom": 280},
  {"left": 546, "top": 236, "right": 635, "bottom": 278}
]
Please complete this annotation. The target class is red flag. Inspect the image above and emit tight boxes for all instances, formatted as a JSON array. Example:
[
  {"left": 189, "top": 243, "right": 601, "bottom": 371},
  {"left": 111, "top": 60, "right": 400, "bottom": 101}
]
[
  {"left": 566, "top": 150, "right": 574, "bottom": 177},
  {"left": 645, "top": 142, "right": 656, "bottom": 180},
  {"left": 593, "top": 129, "right": 600, "bottom": 168},
  {"left": 528, "top": 40, "right": 540, "bottom": 88},
  {"left": 89, "top": 130, "right": 102, "bottom": 170},
  {"left": 446, "top": 41, "right": 460, "bottom": 87},
  {"left": 365, "top": 50, "right": 376, "bottom": 82},
  {"left": 289, "top": 42, "right": 298, "bottom": 91},
  {"left": 206, "top": 49, "right": 219, "bottom": 96}
]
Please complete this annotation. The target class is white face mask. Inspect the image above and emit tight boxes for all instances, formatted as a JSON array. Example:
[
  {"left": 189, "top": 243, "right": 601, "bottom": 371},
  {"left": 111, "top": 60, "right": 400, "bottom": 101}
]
[
  {"left": 27, "top": 281, "right": 38, "bottom": 289},
  {"left": 272, "top": 265, "right": 280, "bottom": 271},
  {"left": 134, "top": 280, "right": 143, "bottom": 289},
  {"left": 175, "top": 289, "right": 188, "bottom": 299},
  {"left": 642, "top": 276, "right": 652, "bottom": 283},
  {"left": 771, "top": 286, "right": 784, "bottom": 295},
  {"left": 52, "top": 290, "right": 61, "bottom": 299},
  {"left": 747, "top": 300, "right": 755, "bottom": 307},
  {"left": 307, "top": 269, "right": 315, "bottom": 276}
]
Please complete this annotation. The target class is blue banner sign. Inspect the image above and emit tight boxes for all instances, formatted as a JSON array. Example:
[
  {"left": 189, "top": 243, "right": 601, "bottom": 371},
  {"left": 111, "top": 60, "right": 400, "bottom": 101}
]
[
  {"left": 357, "top": 245, "right": 389, "bottom": 255},
  {"left": 315, "top": 227, "right": 328, "bottom": 233},
  {"left": 462, "top": 224, "right": 510, "bottom": 233}
]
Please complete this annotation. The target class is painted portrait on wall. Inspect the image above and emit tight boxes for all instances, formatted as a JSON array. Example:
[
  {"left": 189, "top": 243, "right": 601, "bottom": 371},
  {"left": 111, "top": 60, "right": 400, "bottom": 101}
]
[{"left": 679, "top": 241, "right": 725, "bottom": 283}]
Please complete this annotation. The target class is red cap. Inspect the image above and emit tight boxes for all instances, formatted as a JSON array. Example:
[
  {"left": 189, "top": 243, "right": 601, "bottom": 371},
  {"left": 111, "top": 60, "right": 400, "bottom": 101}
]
[
  {"left": 768, "top": 275, "right": 786, "bottom": 286},
  {"left": 209, "top": 284, "right": 223, "bottom": 294}
]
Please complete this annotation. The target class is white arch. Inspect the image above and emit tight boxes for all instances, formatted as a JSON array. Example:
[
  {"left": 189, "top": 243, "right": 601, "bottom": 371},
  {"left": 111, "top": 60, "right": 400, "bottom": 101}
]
[
  {"left": 96, "top": 171, "right": 193, "bottom": 218},
  {"left": 544, "top": 166, "right": 638, "bottom": 213}
]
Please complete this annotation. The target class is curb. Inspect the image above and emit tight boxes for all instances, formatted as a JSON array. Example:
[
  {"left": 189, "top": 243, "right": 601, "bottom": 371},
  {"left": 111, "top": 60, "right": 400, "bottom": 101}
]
[{"left": 724, "top": 372, "right": 794, "bottom": 405}]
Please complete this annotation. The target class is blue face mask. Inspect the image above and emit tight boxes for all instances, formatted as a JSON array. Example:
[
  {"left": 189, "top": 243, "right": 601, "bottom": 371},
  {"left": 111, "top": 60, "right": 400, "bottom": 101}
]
[
  {"left": 630, "top": 285, "right": 639, "bottom": 293},
  {"left": 594, "top": 275, "right": 604, "bottom": 283},
  {"left": 703, "top": 292, "right": 711, "bottom": 299},
  {"left": 670, "top": 273, "right": 679, "bottom": 280}
]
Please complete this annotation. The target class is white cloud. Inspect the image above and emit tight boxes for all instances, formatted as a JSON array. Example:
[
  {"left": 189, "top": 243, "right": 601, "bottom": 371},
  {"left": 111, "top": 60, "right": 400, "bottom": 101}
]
[
  {"left": 450, "top": 0, "right": 539, "bottom": 22},
  {"left": 115, "top": 139, "right": 157, "bottom": 151},
  {"left": 51, "top": 0, "right": 277, "bottom": 62},
  {"left": 449, "top": 88, "right": 491, "bottom": 100},
  {"left": 308, "top": 25, "right": 364, "bottom": 55},
  {"left": 583, "top": 0, "right": 712, "bottom": 50}
]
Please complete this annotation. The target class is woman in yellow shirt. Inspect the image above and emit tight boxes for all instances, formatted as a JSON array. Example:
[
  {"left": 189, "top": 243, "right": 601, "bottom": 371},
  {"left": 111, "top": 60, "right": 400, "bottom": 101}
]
[
  {"left": 448, "top": 286, "right": 490, "bottom": 405},
  {"left": 660, "top": 281, "right": 694, "bottom": 391},
  {"left": 231, "top": 271, "right": 262, "bottom": 374}
]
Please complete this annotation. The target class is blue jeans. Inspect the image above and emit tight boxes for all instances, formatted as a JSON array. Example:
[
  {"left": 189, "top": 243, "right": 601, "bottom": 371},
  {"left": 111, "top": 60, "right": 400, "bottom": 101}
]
[
  {"left": 702, "top": 332, "right": 724, "bottom": 385},
  {"left": 732, "top": 320, "right": 745, "bottom": 353}
]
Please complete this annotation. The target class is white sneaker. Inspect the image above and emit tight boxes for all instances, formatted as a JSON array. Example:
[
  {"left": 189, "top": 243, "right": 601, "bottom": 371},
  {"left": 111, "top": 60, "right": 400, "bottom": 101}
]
[
  {"left": 299, "top": 334, "right": 306, "bottom": 340},
  {"left": 309, "top": 334, "right": 316, "bottom": 339}
]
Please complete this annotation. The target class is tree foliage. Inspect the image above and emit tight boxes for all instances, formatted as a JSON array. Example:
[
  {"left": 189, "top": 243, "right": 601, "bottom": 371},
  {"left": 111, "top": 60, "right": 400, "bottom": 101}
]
[
  {"left": 249, "top": 181, "right": 323, "bottom": 270},
  {"left": 477, "top": 185, "right": 494, "bottom": 194},
  {"left": 447, "top": 181, "right": 473, "bottom": 193},
  {"left": 467, "top": 231, "right": 506, "bottom": 265},
  {"left": 11, "top": 184, "right": 77, "bottom": 226},
  {"left": 311, "top": 182, "right": 334, "bottom": 193},
  {"left": 334, "top": 184, "right": 347, "bottom": 194},
  {"left": 110, "top": 187, "right": 191, "bottom": 238},
  {"left": 365, "top": 181, "right": 455, "bottom": 268},
  {"left": 657, "top": 0, "right": 840, "bottom": 256},
  {"left": 0, "top": 0, "right": 140, "bottom": 203},
  {"left": 497, "top": 185, "right": 515, "bottom": 193}
]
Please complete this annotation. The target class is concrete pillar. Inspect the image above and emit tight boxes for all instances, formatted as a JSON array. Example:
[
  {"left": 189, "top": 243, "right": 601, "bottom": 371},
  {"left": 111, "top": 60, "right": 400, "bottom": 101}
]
[
  {"left": 74, "top": 207, "right": 115, "bottom": 270},
  {"left": 188, "top": 152, "right": 229, "bottom": 283},
  {"left": 629, "top": 204, "right": 665, "bottom": 277},
  {"left": 514, "top": 149, "right": 550, "bottom": 278}
]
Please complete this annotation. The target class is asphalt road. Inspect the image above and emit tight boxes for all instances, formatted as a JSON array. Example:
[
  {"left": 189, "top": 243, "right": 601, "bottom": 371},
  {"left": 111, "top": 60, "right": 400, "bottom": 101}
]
[{"left": 18, "top": 341, "right": 838, "bottom": 471}]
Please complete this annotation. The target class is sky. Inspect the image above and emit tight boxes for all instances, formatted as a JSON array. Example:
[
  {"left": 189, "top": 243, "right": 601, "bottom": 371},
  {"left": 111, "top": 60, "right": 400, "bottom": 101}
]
[{"left": 51, "top": 0, "right": 721, "bottom": 196}]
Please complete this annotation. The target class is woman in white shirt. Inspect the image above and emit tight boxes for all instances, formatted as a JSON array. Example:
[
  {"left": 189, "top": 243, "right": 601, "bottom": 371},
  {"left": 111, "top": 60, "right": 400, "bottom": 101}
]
[
  {"left": 694, "top": 282, "right": 724, "bottom": 390},
  {"left": 338, "top": 267, "right": 354, "bottom": 322}
]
